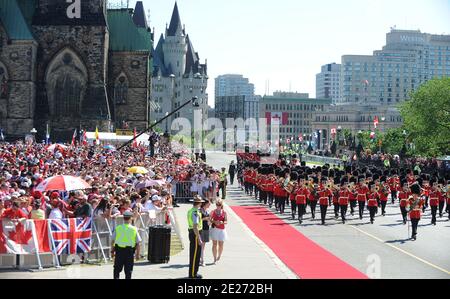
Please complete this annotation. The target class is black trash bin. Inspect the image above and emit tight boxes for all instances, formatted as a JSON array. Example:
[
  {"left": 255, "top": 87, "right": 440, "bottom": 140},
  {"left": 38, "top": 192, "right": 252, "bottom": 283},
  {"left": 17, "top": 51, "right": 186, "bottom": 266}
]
[{"left": 148, "top": 225, "right": 171, "bottom": 264}]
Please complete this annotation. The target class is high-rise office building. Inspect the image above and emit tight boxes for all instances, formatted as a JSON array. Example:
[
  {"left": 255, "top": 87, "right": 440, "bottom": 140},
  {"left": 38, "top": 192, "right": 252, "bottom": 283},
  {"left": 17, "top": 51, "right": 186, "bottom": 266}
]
[
  {"left": 316, "top": 63, "right": 341, "bottom": 104},
  {"left": 340, "top": 29, "right": 450, "bottom": 105},
  {"left": 215, "top": 74, "right": 255, "bottom": 99}
]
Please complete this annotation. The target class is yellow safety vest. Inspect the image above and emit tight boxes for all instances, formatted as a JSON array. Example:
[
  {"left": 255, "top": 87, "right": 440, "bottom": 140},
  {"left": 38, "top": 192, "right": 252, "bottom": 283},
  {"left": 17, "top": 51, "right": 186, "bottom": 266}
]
[
  {"left": 219, "top": 172, "right": 228, "bottom": 181},
  {"left": 187, "top": 208, "right": 203, "bottom": 231},
  {"left": 114, "top": 224, "right": 138, "bottom": 248}
]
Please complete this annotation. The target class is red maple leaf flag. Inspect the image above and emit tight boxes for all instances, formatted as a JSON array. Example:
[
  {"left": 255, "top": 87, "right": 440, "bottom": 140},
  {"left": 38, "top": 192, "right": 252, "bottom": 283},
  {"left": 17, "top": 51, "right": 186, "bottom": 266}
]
[
  {"left": 373, "top": 116, "right": 379, "bottom": 129},
  {"left": 0, "top": 219, "right": 50, "bottom": 254}
]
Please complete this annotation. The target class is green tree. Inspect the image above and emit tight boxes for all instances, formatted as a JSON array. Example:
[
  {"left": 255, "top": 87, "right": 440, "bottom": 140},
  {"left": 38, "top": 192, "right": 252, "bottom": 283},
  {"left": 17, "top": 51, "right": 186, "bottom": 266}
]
[
  {"left": 381, "top": 128, "right": 407, "bottom": 155},
  {"left": 400, "top": 78, "right": 450, "bottom": 157}
]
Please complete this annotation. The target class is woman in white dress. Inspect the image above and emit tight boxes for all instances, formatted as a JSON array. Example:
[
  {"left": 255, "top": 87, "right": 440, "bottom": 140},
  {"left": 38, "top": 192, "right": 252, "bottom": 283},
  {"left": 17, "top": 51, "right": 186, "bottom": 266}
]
[{"left": 209, "top": 200, "right": 228, "bottom": 264}]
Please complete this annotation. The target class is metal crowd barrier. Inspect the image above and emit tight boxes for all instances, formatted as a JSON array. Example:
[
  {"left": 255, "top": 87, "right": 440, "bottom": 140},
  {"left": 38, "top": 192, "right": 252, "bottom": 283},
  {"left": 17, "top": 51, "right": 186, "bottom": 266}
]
[
  {"left": 174, "top": 181, "right": 194, "bottom": 202},
  {"left": 0, "top": 209, "right": 183, "bottom": 270},
  {"left": 302, "top": 154, "right": 343, "bottom": 166}
]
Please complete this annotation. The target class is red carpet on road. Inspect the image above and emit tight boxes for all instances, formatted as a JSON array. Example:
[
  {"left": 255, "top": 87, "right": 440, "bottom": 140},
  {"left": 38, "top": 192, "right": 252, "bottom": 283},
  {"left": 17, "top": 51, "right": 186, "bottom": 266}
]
[{"left": 231, "top": 206, "right": 367, "bottom": 279}]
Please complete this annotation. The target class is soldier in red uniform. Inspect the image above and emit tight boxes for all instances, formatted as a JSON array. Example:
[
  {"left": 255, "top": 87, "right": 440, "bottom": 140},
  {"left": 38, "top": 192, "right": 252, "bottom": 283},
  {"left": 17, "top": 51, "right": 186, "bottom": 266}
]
[
  {"left": 388, "top": 170, "right": 399, "bottom": 204},
  {"left": 348, "top": 174, "right": 358, "bottom": 216},
  {"left": 267, "top": 168, "right": 275, "bottom": 208},
  {"left": 289, "top": 172, "right": 299, "bottom": 220},
  {"left": 295, "top": 175, "right": 309, "bottom": 224},
  {"left": 408, "top": 183, "right": 425, "bottom": 241},
  {"left": 398, "top": 179, "right": 410, "bottom": 224},
  {"left": 338, "top": 178, "right": 350, "bottom": 224},
  {"left": 428, "top": 179, "right": 440, "bottom": 225},
  {"left": 332, "top": 177, "right": 340, "bottom": 219},
  {"left": 258, "top": 168, "right": 268, "bottom": 205},
  {"left": 309, "top": 177, "right": 319, "bottom": 220},
  {"left": 437, "top": 178, "right": 446, "bottom": 218},
  {"left": 318, "top": 177, "right": 329, "bottom": 225},
  {"left": 378, "top": 176, "right": 389, "bottom": 216},
  {"left": 367, "top": 182, "right": 379, "bottom": 224},
  {"left": 357, "top": 176, "right": 369, "bottom": 220}
]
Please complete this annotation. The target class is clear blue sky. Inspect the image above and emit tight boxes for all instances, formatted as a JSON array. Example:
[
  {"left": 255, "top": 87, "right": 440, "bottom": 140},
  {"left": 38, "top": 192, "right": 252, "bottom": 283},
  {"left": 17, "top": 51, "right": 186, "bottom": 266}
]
[{"left": 128, "top": 0, "right": 450, "bottom": 102}]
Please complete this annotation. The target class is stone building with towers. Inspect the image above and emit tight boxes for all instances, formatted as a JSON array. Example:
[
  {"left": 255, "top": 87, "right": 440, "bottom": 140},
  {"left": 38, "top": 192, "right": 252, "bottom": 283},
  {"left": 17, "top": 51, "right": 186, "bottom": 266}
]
[
  {"left": 0, "top": 0, "right": 153, "bottom": 141},
  {"left": 151, "top": 2, "right": 208, "bottom": 132}
]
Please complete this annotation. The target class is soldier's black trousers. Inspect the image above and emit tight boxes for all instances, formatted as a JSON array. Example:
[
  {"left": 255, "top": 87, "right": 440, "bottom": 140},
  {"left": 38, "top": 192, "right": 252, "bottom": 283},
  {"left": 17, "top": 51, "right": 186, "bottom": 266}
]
[
  {"left": 333, "top": 203, "right": 340, "bottom": 217},
  {"left": 380, "top": 201, "right": 387, "bottom": 215},
  {"left": 310, "top": 201, "right": 317, "bottom": 219},
  {"left": 391, "top": 190, "right": 397, "bottom": 203},
  {"left": 279, "top": 196, "right": 287, "bottom": 214},
  {"left": 340, "top": 205, "right": 348, "bottom": 222},
  {"left": 431, "top": 205, "right": 437, "bottom": 224},
  {"left": 114, "top": 246, "right": 135, "bottom": 279},
  {"left": 291, "top": 200, "right": 297, "bottom": 217},
  {"left": 369, "top": 206, "right": 377, "bottom": 222},
  {"left": 260, "top": 191, "right": 268, "bottom": 204},
  {"left": 400, "top": 206, "right": 408, "bottom": 223},
  {"left": 320, "top": 205, "right": 327, "bottom": 223},
  {"left": 268, "top": 192, "right": 274, "bottom": 207},
  {"left": 297, "top": 203, "right": 306, "bottom": 221},
  {"left": 350, "top": 200, "right": 357, "bottom": 214},
  {"left": 439, "top": 201, "right": 445, "bottom": 217},
  {"left": 358, "top": 201, "right": 365, "bottom": 219},
  {"left": 411, "top": 218, "right": 419, "bottom": 238}
]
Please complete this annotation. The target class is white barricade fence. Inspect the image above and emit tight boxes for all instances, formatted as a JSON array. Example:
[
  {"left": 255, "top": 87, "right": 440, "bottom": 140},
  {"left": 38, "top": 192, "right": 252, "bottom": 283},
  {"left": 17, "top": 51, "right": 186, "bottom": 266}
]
[
  {"left": 0, "top": 209, "right": 184, "bottom": 270},
  {"left": 303, "top": 154, "right": 343, "bottom": 166}
]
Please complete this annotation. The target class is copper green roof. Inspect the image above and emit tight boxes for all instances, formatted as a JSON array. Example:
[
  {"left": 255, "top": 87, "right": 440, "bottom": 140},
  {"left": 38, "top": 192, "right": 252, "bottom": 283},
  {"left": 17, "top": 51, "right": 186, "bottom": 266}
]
[
  {"left": 107, "top": 9, "right": 152, "bottom": 52},
  {"left": 0, "top": 0, "right": 35, "bottom": 41}
]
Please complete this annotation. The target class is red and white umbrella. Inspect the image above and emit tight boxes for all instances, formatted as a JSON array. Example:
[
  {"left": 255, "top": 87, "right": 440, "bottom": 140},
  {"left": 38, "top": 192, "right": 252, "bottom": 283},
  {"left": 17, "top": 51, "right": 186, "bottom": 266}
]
[
  {"left": 47, "top": 144, "right": 68, "bottom": 152},
  {"left": 176, "top": 157, "right": 192, "bottom": 165},
  {"left": 35, "top": 175, "right": 91, "bottom": 192}
]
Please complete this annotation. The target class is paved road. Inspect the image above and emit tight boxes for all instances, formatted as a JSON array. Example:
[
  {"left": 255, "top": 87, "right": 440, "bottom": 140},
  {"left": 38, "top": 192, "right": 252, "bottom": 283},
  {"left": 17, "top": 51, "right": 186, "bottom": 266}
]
[{"left": 205, "top": 151, "right": 450, "bottom": 279}]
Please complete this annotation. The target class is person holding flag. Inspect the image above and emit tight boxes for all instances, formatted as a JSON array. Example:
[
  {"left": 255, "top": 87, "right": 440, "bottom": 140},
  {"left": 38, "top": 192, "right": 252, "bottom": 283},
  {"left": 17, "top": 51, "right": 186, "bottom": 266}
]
[
  {"left": 95, "top": 126, "right": 100, "bottom": 145},
  {"left": 71, "top": 129, "right": 77, "bottom": 147},
  {"left": 133, "top": 128, "right": 138, "bottom": 148}
]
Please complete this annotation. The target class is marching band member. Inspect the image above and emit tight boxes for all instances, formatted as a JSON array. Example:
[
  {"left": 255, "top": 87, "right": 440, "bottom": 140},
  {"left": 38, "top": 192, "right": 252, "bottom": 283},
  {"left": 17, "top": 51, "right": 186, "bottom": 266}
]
[
  {"left": 378, "top": 176, "right": 389, "bottom": 216},
  {"left": 258, "top": 168, "right": 268, "bottom": 205},
  {"left": 318, "top": 177, "right": 329, "bottom": 225},
  {"left": 338, "top": 178, "right": 350, "bottom": 224},
  {"left": 437, "top": 178, "right": 446, "bottom": 218},
  {"left": 295, "top": 175, "right": 309, "bottom": 224},
  {"left": 332, "top": 178, "right": 340, "bottom": 220},
  {"left": 388, "top": 170, "right": 400, "bottom": 204},
  {"left": 308, "top": 177, "right": 319, "bottom": 220},
  {"left": 398, "top": 179, "right": 410, "bottom": 224},
  {"left": 367, "top": 182, "right": 379, "bottom": 224},
  {"left": 428, "top": 178, "right": 440, "bottom": 225},
  {"left": 267, "top": 168, "right": 275, "bottom": 208},
  {"left": 408, "top": 183, "right": 425, "bottom": 241},
  {"left": 288, "top": 172, "right": 299, "bottom": 220},
  {"left": 356, "top": 176, "right": 369, "bottom": 220}
]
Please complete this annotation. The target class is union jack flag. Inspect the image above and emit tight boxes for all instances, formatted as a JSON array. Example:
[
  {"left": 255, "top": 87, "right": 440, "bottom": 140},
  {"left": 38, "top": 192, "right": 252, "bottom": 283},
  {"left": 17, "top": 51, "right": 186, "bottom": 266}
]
[{"left": 50, "top": 218, "right": 92, "bottom": 255}]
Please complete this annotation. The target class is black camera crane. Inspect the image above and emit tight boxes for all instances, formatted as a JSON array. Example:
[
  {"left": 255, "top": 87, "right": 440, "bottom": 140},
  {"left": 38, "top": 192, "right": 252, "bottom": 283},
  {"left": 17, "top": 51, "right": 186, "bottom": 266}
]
[{"left": 117, "top": 97, "right": 199, "bottom": 151}]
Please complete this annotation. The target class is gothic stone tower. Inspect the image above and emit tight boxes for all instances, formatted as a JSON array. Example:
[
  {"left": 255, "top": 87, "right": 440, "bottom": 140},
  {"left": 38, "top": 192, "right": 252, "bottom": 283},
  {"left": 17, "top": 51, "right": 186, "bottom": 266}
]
[{"left": 32, "top": 0, "right": 111, "bottom": 140}]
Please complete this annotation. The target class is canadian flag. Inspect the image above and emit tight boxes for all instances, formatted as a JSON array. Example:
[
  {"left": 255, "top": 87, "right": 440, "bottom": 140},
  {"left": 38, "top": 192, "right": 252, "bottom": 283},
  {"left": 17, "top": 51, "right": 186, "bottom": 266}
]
[
  {"left": 82, "top": 130, "right": 88, "bottom": 146},
  {"left": 0, "top": 219, "right": 50, "bottom": 254},
  {"left": 298, "top": 134, "right": 303, "bottom": 142},
  {"left": 132, "top": 128, "right": 138, "bottom": 148}
]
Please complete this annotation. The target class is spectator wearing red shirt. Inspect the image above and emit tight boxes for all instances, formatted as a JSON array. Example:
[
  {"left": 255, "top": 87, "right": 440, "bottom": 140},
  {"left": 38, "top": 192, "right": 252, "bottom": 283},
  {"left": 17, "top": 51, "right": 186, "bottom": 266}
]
[
  {"left": 1, "top": 200, "right": 28, "bottom": 220},
  {"left": 210, "top": 200, "right": 228, "bottom": 264}
]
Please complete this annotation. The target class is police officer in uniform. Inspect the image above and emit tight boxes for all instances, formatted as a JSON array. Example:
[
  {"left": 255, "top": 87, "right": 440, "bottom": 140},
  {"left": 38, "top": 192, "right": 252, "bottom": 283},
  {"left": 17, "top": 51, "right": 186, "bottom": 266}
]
[
  {"left": 111, "top": 210, "right": 141, "bottom": 279},
  {"left": 218, "top": 167, "right": 228, "bottom": 200},
  {"left": 188, "top": 195, "right": 204, "bottom": 279}
]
